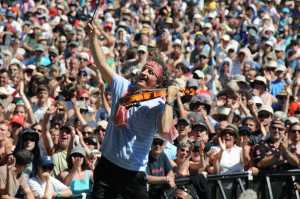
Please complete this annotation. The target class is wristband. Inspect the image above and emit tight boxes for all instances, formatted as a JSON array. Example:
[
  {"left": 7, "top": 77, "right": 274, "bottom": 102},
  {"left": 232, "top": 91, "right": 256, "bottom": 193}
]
[
  {"left": 56, "top": 192, "right": 61, "bottom": 198},
  {"left": 165, "top": 101, "right": 174, "bottom": 107}
]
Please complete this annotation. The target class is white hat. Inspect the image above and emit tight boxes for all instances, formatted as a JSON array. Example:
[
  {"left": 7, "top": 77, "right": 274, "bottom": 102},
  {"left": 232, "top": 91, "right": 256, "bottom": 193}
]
[
  {"left": 275, "top": 65, "right": 286, "bottom": 72},
  {"left": 221, "top": 34, "right": 230, "bottom": 41},
  {"left": 26, "top": 64, "right": 36, "bottom": 71},
  {"left": 203, "top": 22, "right": 212, "bottom": 29},
  {"left": 173, "top": 39, "right": 182, "bottom": 46},
  {"left": 265, "top": 40, "right": 274, "bottom": 47},
  {"left": 254, "top": 76, "right": 267, "bottom": 85},
  {"left": 137, "top": 45, "right": 148, "bottom": 53},
  {"left": 193, "top": 69, "right": 205, "bottom": 79},
  {"left": 251, "top": 96, "right": 263, "bottom": 106},
  {"left": 207, "top": 11, "right": 217, "bottom": 18},
  {"left": 264, "top": 60, "right": 277, "bottom": 68},
  {"left": 97, "top": 120, "right": 108, "bottom": 129},
  {"left": 258, "top": 105, "right": 273, "bottom": 115},
  {"left": 193, "top": 13, "right": 202, "bottom": 20},
  {"left": 80, "top": 52, "right": 89, "bottom": 60}
]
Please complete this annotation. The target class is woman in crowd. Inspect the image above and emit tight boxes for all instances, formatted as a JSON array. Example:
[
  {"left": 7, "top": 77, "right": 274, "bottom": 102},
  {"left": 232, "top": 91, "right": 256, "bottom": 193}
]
[
  {"left": 29, "top": 155, "right": 72, "bottom": 198},
  {"left": 63, "top": 146, "right": 93, "bottom": 196},
  {"left": 14, "top": 128, "right": 41, "bottom": 176}
]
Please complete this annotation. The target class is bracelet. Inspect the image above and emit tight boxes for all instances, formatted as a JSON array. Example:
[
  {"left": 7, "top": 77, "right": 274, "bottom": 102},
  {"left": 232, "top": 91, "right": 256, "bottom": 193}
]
[
  {"left": 56, "top": 192, "right": 61, "bottom": 198},
  {"left": 165, "top": 101, "right": 174, "bottom": 107}
]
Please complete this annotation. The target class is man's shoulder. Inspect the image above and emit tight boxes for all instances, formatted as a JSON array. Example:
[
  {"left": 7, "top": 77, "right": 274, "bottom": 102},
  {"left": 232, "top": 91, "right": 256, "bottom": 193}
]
[{"left": 52, "top": 150, "right": 67, "bottom": 159}]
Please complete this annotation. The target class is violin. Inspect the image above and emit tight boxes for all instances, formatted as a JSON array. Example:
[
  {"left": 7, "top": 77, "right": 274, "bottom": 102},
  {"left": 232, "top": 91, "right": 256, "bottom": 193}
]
[{"left": 119, "top": 88, "right": 197, "bottom": 108}]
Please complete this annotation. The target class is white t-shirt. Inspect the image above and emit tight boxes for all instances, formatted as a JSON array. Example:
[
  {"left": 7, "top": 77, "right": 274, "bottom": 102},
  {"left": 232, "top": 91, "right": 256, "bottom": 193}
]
[
  {"left": 219, "top": 145, "right": 243, "bottom": 174},
  {"left": 28, "top": 176, "right": 69, "bottom": 198}
]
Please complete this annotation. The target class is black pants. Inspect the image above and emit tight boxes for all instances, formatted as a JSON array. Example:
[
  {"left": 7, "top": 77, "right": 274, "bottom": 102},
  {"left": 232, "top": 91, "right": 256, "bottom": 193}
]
[{"left": 92, "top": 156, "right": 149, "bottom": 199}]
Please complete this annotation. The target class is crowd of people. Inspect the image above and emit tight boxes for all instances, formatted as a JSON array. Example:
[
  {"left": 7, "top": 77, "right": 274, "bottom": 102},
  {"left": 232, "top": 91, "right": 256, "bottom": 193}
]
[{"left": 0, "top": 0, "right": 300, "bottom": 198}]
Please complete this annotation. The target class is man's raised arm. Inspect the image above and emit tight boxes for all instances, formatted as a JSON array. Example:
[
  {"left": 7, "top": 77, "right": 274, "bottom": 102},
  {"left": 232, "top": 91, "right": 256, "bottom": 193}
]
[{"left": 87, "top": 22, "right": 115, "bottom": 85}]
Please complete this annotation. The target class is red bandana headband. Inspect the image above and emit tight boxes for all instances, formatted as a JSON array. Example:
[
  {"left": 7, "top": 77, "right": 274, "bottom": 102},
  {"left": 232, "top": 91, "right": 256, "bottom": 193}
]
[{"left": 145, "top": 60, "right": 163, "bottom": 79}]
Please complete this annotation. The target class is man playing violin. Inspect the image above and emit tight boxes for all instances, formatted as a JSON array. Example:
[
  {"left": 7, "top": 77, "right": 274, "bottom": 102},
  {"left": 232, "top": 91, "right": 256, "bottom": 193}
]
[{"left": 87, "top": 22, "right": 178, "bottom": 199}]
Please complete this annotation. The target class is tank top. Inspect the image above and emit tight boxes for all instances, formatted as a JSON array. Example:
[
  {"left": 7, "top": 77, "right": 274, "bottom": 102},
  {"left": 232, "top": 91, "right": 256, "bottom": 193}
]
[{"left": 70, "top": 170, "right": 92, "bottom": 195}]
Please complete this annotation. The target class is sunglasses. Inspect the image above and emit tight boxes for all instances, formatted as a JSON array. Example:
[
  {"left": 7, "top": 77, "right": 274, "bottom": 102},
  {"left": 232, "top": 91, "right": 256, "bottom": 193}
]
[
  {"left": 83, "top": 131, "right": 93, "bottom": 135},
  {"left": 79, "top": 97, "right": 89, "bottom": 101},
  {"left": 258, "top": 112, "right": 271, "bottom": 119},
  {"left": 291, "top": 129, "right": 300, "bottom": 134},
  {"left": 12, "top": 123, "right": 22, "bottom": 129},
  {"left": 271, "top": 126, "right": 285, "bottom": 131},
  {"left": 180, "top": 148, "right": 190, "bottom": 153},
  {"left": 42, "top": 165, "right": 53, "bottom": 171},
  {"left": 98, "top": 127, "right": 106, "bottom": 131},
  {"left": 78, "top": 58, "right": 88, "bottom": 62},
  {"left": 152, "top": 138, "right": 164, "bottom": 146},
  {"left": 72, "top": 153, "right": 84, "bottom": 158},
  {"left": 24, "top": 136, "right": 36, "bottom": 141}
]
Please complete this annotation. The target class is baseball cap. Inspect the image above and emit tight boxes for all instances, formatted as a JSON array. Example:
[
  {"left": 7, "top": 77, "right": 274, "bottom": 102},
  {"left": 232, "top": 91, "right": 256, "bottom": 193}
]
[
  {"left": 239, "top": 126, "right": 252, "bottom": 136},
  {"left": 264, "top": 60, "right": 277, "bottom": 69},
  {"left": 258, "top": 105, "right": 273, "bottom": 115},
  {"left": 186, "top": 79, "right": 199, "bottom": 88},
  {"left": 173, "top": 39, "right": 182, "bottom": 46},
  {"left": 10, "top": 115, "right": 25, "bottom": 127},
  {"left": 193, "top": 70, "right": 205, "bottom": 79},
  {"left": 137, "top": 45, "right": 148, "bottom": 53},
  {"left": 221, "top": 124, "right": 239, "bottom": 137},
  {"left": 275, "top": 65, "right": 286, "bottom": 72},
  {"left": 34, "top": 44, "right": 44, "bottom": 52},
  {"left": 177, "top": 117, "right": 190, "bottom": 126},
  {"left": 97, "top": 120, "right": 108, "bottom": 129},
  {"left": 40, "top": 156, "right": 54, "bottom": 168},
  {"left": 70, "top": 146, "right": 86, "bottom": 157},
  {"left": 21, "top": 128, "right": 40, "bottom": 142},
  {"left": 254, "top": 76, "right": 267, "bottom": 85},
  {"left": 192, "top": 122, "right": 208, "bottom": 131}
]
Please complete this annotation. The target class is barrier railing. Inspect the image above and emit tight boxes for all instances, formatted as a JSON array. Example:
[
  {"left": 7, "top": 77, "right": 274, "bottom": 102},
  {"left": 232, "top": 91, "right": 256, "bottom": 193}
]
[{"left": 56, "top": 170, "right": 300, "bottom": 199}]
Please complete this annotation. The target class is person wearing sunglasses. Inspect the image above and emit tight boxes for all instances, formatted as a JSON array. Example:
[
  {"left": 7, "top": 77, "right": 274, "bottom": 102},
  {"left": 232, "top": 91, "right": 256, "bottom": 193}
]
[
  {"left": 0, "top": 150, "right": 34, "bottom": 199},
  {"left": 14, "top": 128, "right": 41, "bottom": 177},
  {"left": 63, "top": 147, "right": 93, "bottom": 197},
  {"left": 28, "top": 155, "right": 72, "bottom": 199},
  {"left": 252, "top": 119, "right": 299, "bottom": 172},
  {"left": 288, "top": 122, "right": 300, "bottom": 161},
  {"left": 146, "top": 135, "right": 175, "bottom": 199}
]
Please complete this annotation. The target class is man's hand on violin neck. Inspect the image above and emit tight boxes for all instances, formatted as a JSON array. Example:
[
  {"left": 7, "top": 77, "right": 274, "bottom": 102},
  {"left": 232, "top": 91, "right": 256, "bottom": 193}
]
[{"left": 166, "top": 85, "right": 179, "bottom": 103}]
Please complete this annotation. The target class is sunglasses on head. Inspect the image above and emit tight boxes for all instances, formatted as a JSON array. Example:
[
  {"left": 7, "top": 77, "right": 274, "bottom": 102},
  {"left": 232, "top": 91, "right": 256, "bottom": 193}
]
[{"left": 152, "top": 138, "right": 164, "bottom": 146}]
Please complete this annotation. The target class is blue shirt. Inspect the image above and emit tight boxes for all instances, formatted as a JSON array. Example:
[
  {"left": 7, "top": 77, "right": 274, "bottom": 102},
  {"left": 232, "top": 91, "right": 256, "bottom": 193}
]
[
  {"left": 101, "top": 75, "right": 165, "bottom": 172},
  {"left": 270, "top": 79, "right": 285, "bottom": 97}
]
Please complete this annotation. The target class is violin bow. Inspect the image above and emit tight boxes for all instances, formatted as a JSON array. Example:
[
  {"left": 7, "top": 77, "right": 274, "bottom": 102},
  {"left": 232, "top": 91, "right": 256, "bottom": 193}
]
[{"left": 89, "top": 0, "right": 105, "bottom": 23}]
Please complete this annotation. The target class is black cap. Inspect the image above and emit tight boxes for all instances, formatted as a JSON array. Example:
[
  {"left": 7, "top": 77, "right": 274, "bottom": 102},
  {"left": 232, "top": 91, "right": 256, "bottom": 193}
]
[
  {"left": 21, "top": 128, "right": 39, "bottom": 142},
  {"left": 192, "top": 122, "right": 208, "bottom": 131},
  {"left": 239, "top": 126, "right": 252, "bottom": 136},
  {"left": 177, "top": 117, "right": 190, "bottom": 126}
]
